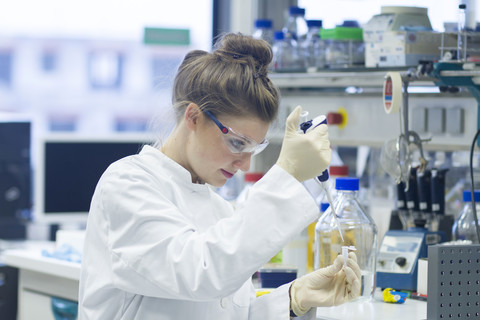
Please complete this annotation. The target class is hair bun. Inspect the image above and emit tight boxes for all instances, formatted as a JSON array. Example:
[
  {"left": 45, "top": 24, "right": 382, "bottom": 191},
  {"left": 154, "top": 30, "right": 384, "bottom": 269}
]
[{"left": 213, "top": 33, "right": 273, "bottom": 71}]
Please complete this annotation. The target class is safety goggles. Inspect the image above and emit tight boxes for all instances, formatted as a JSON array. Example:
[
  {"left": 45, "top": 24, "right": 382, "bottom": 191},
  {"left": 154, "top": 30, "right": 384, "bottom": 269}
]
[{"left": 204, "top": 110, "right": 269, "bottom": 155}]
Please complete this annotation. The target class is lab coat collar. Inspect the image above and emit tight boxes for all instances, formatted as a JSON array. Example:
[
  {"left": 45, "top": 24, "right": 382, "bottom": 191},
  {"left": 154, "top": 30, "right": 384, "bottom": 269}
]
[{"left": 139, "top": 145, "right": 211, "bottom": 193}]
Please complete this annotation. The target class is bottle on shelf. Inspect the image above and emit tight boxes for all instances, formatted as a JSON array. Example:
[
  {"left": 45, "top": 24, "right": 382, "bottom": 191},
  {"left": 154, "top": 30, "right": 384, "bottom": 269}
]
[
  {"left": 452, "top": 189, "right": 480, "bottom": 243},
  {"left": 272, "top": 30, "right": 303, "bottom": 72},
  {"left": 302, "top": 19, "right": 325, "bottom": 72},
  {"left": 282, "top": 6, "right": 308, "bottom": 42},
  {"left": 253, "top": 19, "right": 274, "bottom": 45},
  {"left": 315, "top": 177, "right": 378, "bottom": 300}
]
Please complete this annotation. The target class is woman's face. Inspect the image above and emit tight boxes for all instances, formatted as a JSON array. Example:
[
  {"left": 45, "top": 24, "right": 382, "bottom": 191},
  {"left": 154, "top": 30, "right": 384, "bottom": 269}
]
[{"left": 186, "top": 109, "right": 269, "bottom": 187}]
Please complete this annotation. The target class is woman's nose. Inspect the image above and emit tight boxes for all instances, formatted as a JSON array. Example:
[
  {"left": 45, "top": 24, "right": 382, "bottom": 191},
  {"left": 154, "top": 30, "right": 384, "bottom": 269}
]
[{"left": 233, "top": 152, "right": 252, "bottom": 172}]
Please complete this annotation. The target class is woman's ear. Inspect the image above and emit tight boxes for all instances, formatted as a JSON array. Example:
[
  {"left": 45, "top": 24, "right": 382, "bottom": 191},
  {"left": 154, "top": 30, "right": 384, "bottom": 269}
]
[{"left": 185, "top": 103, "right": 201, "bottom": 130}]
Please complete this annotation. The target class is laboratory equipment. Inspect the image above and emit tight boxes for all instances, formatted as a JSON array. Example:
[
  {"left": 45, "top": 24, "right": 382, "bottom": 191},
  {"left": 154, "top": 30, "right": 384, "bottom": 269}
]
[
  {"left": 452, "top": 190, "right": 480, "bottom": 243},
  {"left": 380, "top": 70, "right": 429, "bottom": 189},
  {"left": 363, "top": 6, "right": 457, "bottom": 67},
  {"left": 299, "top": 115, "right": 343, "bottom": 242},
  {"left": 34, "top": 135, "right": 149, "bottom": 225},
  {"left": 376, "top": 219, "right": 445, "bottom": 291},
  {"left": 271, "top": 31, "right": 303, "bottom": 72},
  {"left": 307, "top": 202, "right": 330, "bottom": 273},
  {"left": 302, "top": 20, "right": 325, "bottom": 72},
  {"left": 427, "top": 244, "right": 480, "bottom": 320},
  {"left": 282, "top": 6, "right": 308, "bottom": 41},
  {"left": 342, "top": 245, "right": 356, "bottom": 267},
  {"left": 321, "top": 25, "right": 364, "bottom": 68},
  {"left": 252, "top": 19, "right": 274, "bottom": 45},
  {"left": 458, "top": 4, "right": 467, "bottom": 61},
  {"left": 258, "top": 265, "right": 297, "bottom": 288},
  {"left": 315, "top": 177, "right": 378, "bottom": 300}
]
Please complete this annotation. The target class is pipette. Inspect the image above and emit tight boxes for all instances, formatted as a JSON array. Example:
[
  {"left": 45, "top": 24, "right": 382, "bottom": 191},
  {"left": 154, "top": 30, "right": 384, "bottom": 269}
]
[{"left": 300, "top": 114, "right": 344, "bottom": 243}]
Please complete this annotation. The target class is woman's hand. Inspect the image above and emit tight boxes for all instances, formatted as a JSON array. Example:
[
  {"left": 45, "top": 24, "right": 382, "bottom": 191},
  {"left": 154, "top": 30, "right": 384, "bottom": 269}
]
[{"left": 290, "top": 252, "right": 362, "bottom": 316}]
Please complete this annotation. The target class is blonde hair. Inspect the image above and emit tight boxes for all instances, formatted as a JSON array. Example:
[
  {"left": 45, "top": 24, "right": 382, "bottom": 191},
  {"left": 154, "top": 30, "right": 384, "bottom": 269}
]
[{"left": 172, "top": 32, "right": 280, "bottom": 122}]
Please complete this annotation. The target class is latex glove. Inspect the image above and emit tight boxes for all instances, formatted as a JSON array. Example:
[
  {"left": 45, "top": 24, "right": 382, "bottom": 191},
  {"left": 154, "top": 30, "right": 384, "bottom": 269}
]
[
  {"left": 290, "top": 252, "right": 361, "bottom": 316},
  {"left": 276, "top": 105, "right": 331, "bottom": 182}
]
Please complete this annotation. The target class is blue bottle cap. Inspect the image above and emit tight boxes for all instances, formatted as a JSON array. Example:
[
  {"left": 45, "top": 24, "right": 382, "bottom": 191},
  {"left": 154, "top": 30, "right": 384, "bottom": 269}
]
[
  {"left": 335, "top": 177, "right": 359, "bottom": 191},
  {"left": 463, "top": 190, "right": 480, "bottom": 202},
  {"left": 307, "top": 20, "right": 323, "bottom": 28},
  {"left": 340, "top": 20, "right": 360, "bottom": 28},
  {"left": 274, "top": 30, "right": 284, "bottom": 40},
  {"left": 289, "top": 6, "right": 305, "bottom": 16},
  {"left": 255, "top": 19, "right": 273, "bottom": 29},
  {"left": 320, "top": 202, "right": 330, "bottom": 212}
]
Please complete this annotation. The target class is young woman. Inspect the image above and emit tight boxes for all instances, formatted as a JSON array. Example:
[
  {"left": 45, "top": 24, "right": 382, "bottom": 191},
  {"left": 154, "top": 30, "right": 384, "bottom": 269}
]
[{"left": 78, "top": 33, "right": 361, "bottom": 320}]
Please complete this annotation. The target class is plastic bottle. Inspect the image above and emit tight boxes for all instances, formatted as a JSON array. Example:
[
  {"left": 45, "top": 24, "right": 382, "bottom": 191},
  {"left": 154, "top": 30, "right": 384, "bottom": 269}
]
[
  {"left": 236, "top": 172, "right": 264, "bottom": 204},
  {"left": 307, "top": 202, "right": 329, "bottom": 273},
  {"left": 303, "top": 19, "right": 325, "bottom": 71},
  {"left": 452, "top": 190, "right": 480, "bottom": 243},
  {"left": 315, "top": 177, "right": 378, "bottom": 300},
  {"left": 253, "top": 19, "right": 274, "bottom": 45},
  {"left": 457, "top": 4, "right": 467, "bottom": 60},
  {"left": 272, "top": 30, "right": 302, "bottom": 72},
  {"left": 282, "top": 6, "right": 308, "bottom": 42}
]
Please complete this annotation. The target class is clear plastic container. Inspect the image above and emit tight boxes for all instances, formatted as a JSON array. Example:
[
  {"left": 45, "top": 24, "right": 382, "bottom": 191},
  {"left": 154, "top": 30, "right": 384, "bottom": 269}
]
[
  {"left": 302, "top": 19, "right": 325, "bottom": 71},
  {"left": 253, "top": 19, "right": 274, "bottom": 45},
  {"left": 282, "top": 6, "right": 308, "bottom": 41},
  {"left": 272, "top": 30, "right": 303, "bottom": 72},
  {"left": 307, "top": 202, "right": 330, "bottom": 273},
  {"left": 452, "top": 190, "right": 480, "bottom": 243},
  {"left": 321, "top": 23, "right": 365, "bottom": 68},
  {"left": 315, "top": 177, "right": 378, "bottom": 300}
]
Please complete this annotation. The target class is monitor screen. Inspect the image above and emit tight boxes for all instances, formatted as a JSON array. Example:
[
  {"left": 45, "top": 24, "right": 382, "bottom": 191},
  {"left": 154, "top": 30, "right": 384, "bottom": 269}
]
[{"left": 34, "top": 135, "right": 150, "bottom": 224}]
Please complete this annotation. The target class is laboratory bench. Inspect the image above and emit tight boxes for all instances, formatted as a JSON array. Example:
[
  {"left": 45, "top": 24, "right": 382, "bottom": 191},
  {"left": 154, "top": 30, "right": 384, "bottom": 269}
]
[
  {"left": 2, "top": 243, "right": 80, "bottom": 320},
  {"left": 3, "top": 245, "right": 428, "bottom": 320},
  {"left": 315, "top": 289, "right": 426, "bottom": 320}
]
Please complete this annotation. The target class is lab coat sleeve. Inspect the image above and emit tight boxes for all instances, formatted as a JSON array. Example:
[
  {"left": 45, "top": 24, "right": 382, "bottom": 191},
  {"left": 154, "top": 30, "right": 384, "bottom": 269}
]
[
  {"left": 97, "top": 161, "right": 318, "bottom": 301},
  {"left": 249, "top": 282, "right": 316, "bottom": 320}
]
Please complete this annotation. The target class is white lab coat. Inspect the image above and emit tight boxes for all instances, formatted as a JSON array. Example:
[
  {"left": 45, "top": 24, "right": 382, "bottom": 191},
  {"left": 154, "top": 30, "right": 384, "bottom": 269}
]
[{"left": 78, "top": 145, "right": 319, "bottom": 319}]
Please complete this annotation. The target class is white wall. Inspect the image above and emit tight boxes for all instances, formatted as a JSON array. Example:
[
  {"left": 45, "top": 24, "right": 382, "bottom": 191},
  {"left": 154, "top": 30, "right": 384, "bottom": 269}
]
[{"left": 0, "top": 0, "right": 213, "bottom": 50}]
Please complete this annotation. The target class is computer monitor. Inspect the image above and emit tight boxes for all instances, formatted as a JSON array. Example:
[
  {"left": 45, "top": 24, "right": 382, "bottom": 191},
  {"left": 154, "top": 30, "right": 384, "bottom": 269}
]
[{"left": 34, "top": 134, "right": 151, "bottom": 225}]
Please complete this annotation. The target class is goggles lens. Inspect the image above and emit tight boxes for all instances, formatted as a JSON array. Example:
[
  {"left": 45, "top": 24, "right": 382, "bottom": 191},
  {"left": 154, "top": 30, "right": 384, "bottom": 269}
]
[{"left": 204, "top": 110, "right": 268, "bottom": 155}]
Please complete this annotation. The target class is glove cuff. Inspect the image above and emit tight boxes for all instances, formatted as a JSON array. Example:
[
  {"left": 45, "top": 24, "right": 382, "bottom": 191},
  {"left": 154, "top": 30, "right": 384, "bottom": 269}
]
[{"left": 290, "top": 281, "right": 311, "bottom": 317}]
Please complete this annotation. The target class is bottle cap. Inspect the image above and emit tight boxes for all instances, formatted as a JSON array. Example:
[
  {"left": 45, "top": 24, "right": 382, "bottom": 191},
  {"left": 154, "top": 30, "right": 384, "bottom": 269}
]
[
  {"left": 320, "top": 202, "right": 330, "bottom": 212},
  {"left": 335, "top": 177, "right": 359, "bottom": 191},
  {"left": 463, "top": 190, "right": 480, "bottom": 202},
  {"left": 340, "top": 20, "right": 360, "bottom": 28},
  {"left": 255, "top": 19, "right": 272, "bottom": 29},
  {"left": 274, "top": 30, "right": 284, "bottom": 40},
  {"left": 306, "top": 20, "right": 323, "bottom": 28},
  {"left": 459, "top": 4, "right": 466, "bottom": 9},
  {"left": 289, "top": 6, "right": 305, "bottom": 16},
  {"left": 329, "top": 165, "right": 349, "bottom": 177},
  {"left": 244, "top": 172, "right": 264, "bottom": 182}
]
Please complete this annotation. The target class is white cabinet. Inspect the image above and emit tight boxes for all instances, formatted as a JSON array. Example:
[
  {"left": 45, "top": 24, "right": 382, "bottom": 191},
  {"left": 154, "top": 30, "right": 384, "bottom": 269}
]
[
  {"left": 3, "top": 249, "right": 80, "bottom": 320},
  {"left": 22, "top": 290, "right": 55, "bottom": 320}
]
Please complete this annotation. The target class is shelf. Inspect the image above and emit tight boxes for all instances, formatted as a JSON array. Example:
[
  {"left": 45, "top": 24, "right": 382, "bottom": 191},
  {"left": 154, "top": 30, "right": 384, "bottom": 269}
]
[{"left": 270, "top": 68, "right": 436, "bottom": 89}]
